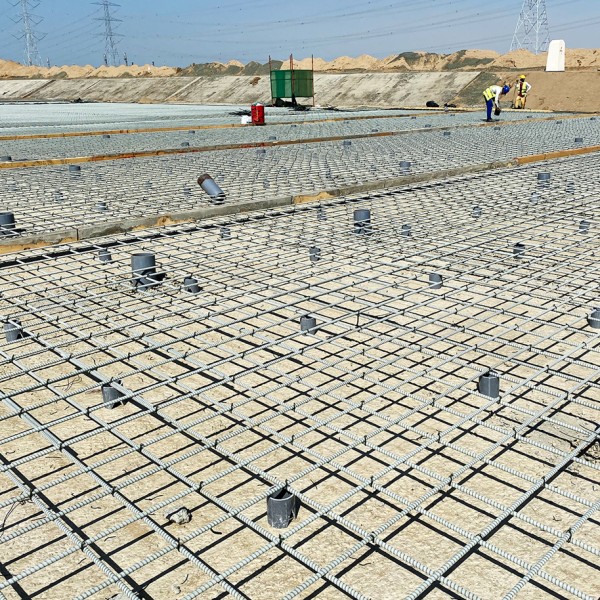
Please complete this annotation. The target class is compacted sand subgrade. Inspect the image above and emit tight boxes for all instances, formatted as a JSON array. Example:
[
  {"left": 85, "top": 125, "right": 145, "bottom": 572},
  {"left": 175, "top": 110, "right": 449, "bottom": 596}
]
[{"left": 0, "top": 150, "right": 598, "bottom": 599}]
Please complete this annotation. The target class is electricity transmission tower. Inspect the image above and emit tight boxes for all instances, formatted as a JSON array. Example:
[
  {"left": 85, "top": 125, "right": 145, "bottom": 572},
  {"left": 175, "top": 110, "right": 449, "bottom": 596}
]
[
  {"left": 94, "top": 0, "right": 122, "bottom": 66},
  {"left": 510, "top": 0, "right": 550, "bottom": 55},
  {"left": 11, "top": 0, "right": 45, "bottom": 66}
]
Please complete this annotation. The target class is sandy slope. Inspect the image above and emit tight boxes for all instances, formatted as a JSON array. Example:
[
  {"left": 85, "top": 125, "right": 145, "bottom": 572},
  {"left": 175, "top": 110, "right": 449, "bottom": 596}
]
[{"left": 499, "top": 71, "right": 600, "bottom": 112}]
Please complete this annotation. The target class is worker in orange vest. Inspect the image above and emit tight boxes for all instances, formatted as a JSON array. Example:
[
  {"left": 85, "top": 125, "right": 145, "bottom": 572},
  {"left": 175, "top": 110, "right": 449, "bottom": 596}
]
[{"left": 514, "top": 74, "right": 532, "bottom": 109}]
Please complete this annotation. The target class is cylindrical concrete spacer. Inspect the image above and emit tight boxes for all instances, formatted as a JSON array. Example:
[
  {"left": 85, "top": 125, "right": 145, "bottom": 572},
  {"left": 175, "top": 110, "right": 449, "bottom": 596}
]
[
  {"left": 54, "top": 191, "right": 64, "bottom": 202},
  {"left": 478, "top": 371, "right": 500, "bottom": 398},
  {"left": 309, "top": 246, "right": 321, "bottom": 263},
  {"left": 566, "top": 181, "right": 575, "bottom": 194},
  {"left": 183, "top": 276, "right": 200, "bottom": 294},
  {"left": 513, "top": 242, "right": 526, "bottom": 258},
  {"left": 103, "top": 134, "right": 111, "bottom": 139},
  {"left": 400, "top": 161, "right": 411, "bottom": 174},
  {"left": 425, "top": 124, "right": 432, "bottom": 128},
  {"left": 300, "top": 315, "right": 317, "bottom": 333},
  {"left": 0, "top": 156, "right": 12, "bottom": 162},
  {"left": 429, "top": 273, "right": 443, "bottom": 289},
  {"left": 530, "top": 192, "right": 539, "bottom": 205},
  {"left": 101, "top": 383, "right": 127, "bottom": 408},
  {"left": 256, "top": 148, "right": 266, "bottom": 157},
  {"left": 494, "top": 126, "right": 501, "bottom": 131},
  {"left": 353, "top": 209, "right": 371, "bottom": 235},
  {"left": 579, "top": 220, "right": 590, "bottom": 234},
  {"left": 198, "top": 173, "right": 226, "bottom": 204},
  {"left": 98, "top": 248, "right": 112, "bottom": 262},
  {"left": 342, "top": 140, "right": 352, "bottom": 148},
  {"left": 443, "top": 131, "right": 451, "bottom": 136},
  {"left": 131, "top": 252, "right": 161, "bottom": 290},
  {"left": 537, "top": 172, "right": 551, "bottom": 186},
  {"left": 95, "top": 201, "right": 108, "bottom": 212},
  {"left": 267, "top": 489, "right": 298, "bottom": 529},
  {"left": 0, "top": 212, "right": 16, "bottom": 234},
  {"left": 472, "top": 206, "right": 482, "bottom": 218},
  {"left": 188, "top": 130, "right": 196, "bottom": 134},
  {"left": 268, "top": 136, "right": 277, "bottom": 141},
  {"left": 69, "top": 165, "right": 81, "bottom": 175},
  {"left": 587, "top": 308, "right": 600, "bottom": 329},
  {"left": 4, "top": 318, "right": 23, "bottom": 343},
  {"left": 181, "top": 142, "right": 190, "bottom": 147},
  {"left": 401, "top": 224, "right": 411, "bottom": 237},
  {"left": 132, "top": 253, "right": 155, "bottom": 272},
  {"left": 575, "top": 137, "right": 583, "bottom": 144},
  {"left": 220, "top": 226, "right": 231, "bottom": 239}
]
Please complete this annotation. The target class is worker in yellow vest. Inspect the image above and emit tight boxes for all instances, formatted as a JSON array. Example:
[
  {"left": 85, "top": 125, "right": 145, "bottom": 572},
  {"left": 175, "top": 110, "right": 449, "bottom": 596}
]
[
  {"left": 514, "top": 74, "right": 532, "bottom": 109},
  {"left": 483, "top": 84, "right": 510, "bottom": 122}
]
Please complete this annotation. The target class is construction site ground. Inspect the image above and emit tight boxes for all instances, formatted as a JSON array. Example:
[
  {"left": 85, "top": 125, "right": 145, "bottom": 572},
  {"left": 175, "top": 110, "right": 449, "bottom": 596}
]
[{"left": 0, "top": 102, "right": 598, "bottom": 600}]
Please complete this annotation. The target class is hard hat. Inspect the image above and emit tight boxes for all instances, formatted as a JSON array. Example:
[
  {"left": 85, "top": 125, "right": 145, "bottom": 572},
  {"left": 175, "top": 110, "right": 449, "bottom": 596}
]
[
  {"left": 502, "top": 85, "right": 510, "bottom": 94},
  {"left": 519, "top": 74, "right": 526, "bottom": 80}
]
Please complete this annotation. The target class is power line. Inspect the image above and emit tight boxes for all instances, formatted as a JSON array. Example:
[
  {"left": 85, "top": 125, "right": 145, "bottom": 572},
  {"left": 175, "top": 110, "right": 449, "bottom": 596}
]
[
  {"left": 10, "top": 0, "right": 45, "bottom": 66},
  {"left": 93, "top": 0, "right": 122, "bottom": 66},
  {"left": 510, "top": 0, "right": 549, "bottom": 54}
]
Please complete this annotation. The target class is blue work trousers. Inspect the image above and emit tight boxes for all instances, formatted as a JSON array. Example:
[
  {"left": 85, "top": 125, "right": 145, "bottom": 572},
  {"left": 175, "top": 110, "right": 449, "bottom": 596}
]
[{"left": 486, "top": 98, "right": 494, "bottom": 120}]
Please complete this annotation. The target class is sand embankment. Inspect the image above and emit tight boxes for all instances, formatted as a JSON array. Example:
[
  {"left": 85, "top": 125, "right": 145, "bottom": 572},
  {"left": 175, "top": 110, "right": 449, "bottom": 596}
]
[{"left": 1, "top": 48, "right": 598, "bottom": 79}]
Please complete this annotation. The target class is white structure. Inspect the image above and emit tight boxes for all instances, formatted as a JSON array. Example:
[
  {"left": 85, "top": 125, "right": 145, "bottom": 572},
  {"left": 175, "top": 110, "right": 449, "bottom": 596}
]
[{"left": 546, "top": 40, "right": 566, "bottom": 72}]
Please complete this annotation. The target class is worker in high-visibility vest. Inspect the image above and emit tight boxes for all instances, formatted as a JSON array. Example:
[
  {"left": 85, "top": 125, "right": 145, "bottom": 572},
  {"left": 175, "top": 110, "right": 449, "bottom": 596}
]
[
  {"left": 483, "top": 84, "right": 510, "bottom": 122},
  {"left": 514, "top": 74, "right": 532, "bottom": 109}
]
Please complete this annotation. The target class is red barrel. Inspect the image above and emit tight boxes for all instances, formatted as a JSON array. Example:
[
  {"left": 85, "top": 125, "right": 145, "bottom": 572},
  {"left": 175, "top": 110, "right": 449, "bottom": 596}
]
[{"left": 251, "top": 104, "right": 265, "bottom": 125}]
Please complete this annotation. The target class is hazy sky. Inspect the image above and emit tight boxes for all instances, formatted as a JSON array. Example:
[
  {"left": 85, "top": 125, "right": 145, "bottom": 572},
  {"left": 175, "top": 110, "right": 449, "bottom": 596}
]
[{"left": 0, "top": 0, "right": 598, "bottom": 67}]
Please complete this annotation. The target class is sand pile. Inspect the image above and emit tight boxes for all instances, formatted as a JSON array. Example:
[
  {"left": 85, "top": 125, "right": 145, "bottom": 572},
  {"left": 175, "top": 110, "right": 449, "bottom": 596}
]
[
  {"left": 291, "top": 57, "right": 330, "bottom": 70},
  {"left": 490, "top": 49, "right": 546, "bottom": 70},
  {"left": 87, "top": 64, "right": 177, "bottom": 78},
  {"left": 490, "top": 48, "right": 599, "bottom": 70},
  {"left": 294, "top": 49, "right": 599, "bottom": 72},
  {"left": 1, "top": 48, "right": 598, "bottom": 79},
  {"left": 568, "top": 48, "right": 600, "bottom": 69},
  {"left": 0, "top": 60, "right": 177, "bottom": 79}
]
